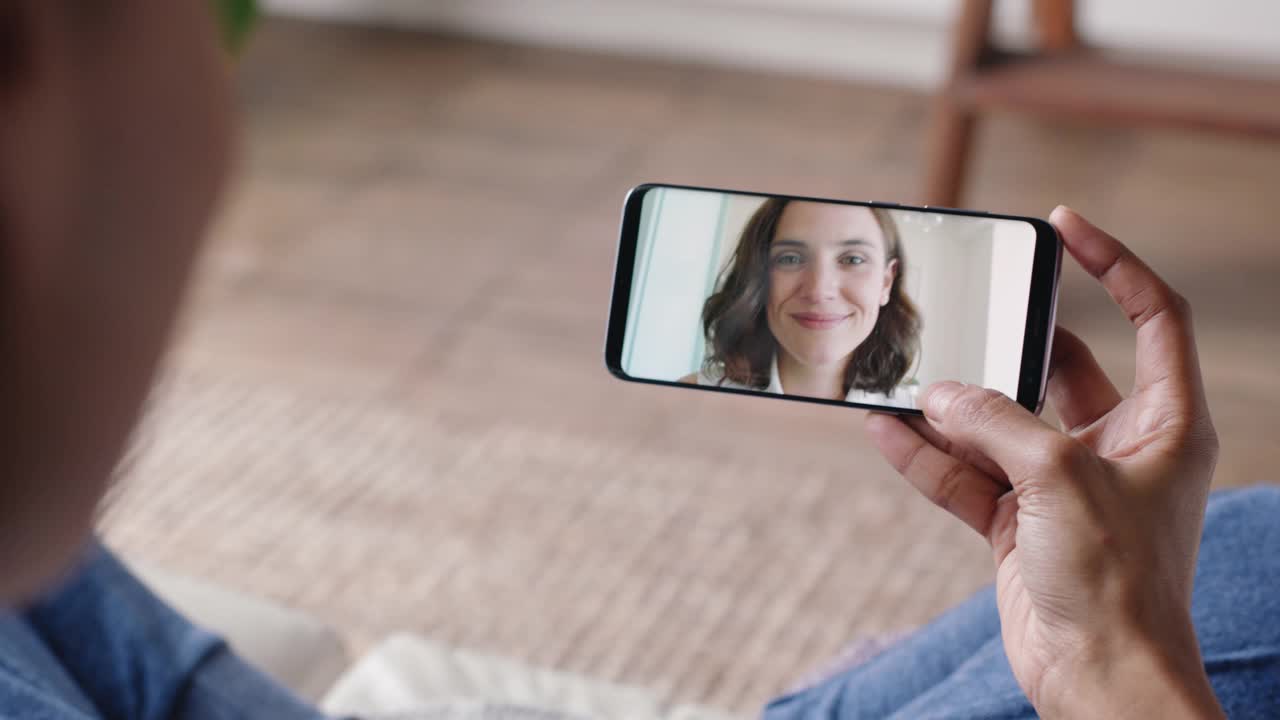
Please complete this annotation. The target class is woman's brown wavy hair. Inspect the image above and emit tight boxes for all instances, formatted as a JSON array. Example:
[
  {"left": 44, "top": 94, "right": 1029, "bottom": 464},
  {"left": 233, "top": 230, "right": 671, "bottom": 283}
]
[{"left": 700, "top": 199, "right": 921, "bottom": 396}]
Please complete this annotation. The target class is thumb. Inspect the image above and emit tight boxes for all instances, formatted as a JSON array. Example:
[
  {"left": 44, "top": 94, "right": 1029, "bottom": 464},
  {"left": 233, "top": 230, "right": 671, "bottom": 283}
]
[{"left": 923, "top": 382, "right": 1081, "bottom": 488}]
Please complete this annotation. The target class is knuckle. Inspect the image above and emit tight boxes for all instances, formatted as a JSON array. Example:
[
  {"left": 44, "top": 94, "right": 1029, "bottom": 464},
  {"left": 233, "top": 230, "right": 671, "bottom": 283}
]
[
  {"left": 1190, "top": 417, "right": 1220, "bottom": 459},
  {"left": 1165, "top": 289, "right": 1193, "bottom": 322},
  {"left": 895, "top": 437, "right": 929, "bottom": 476},
  {"left": 929, "top": 461, "right": 968, "bottom": 512},
  {"left": 1039, "top": 435, "right": 1091, "bottom": 472},
  {"left": 1205, "top": 423, "right": 1221, "bottom": 456},
  {"left": 1129, "top": 284, "right": 1191, "bottom": 328},
  {"left": 949, "top": 387, "right": 1006, "bottom": 426}
]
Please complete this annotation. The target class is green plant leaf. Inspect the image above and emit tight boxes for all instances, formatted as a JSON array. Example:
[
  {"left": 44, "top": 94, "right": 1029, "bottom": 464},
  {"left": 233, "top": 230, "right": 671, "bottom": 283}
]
[{"left": 214, "top": 0, "right": 259, "bottom": 54}]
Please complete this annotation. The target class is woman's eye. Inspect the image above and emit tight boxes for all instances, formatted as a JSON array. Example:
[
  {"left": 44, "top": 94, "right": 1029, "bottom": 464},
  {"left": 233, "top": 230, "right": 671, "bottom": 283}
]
[
  {"left": 772, "top": 254, "right": 803, "bottom": 267},
  {"left": 839, "top": 255, "right": 867, "bottom": 266}
]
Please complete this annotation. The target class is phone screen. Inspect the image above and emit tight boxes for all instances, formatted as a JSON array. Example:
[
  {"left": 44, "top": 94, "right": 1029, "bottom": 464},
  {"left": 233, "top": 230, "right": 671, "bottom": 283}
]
[{"left": 607, "top": 185, "right": 1060, "bottom": 413}]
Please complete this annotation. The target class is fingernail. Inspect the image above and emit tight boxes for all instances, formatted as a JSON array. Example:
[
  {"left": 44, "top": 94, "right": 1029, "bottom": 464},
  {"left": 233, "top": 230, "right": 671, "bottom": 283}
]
[{"left": 923, "top": 381, "right": 965, "bottom": 422}]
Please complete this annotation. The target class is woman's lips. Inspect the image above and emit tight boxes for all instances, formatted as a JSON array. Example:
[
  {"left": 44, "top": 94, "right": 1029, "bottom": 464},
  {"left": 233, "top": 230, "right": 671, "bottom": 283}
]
[{"left": 790, "top": 312, "right": 849, "bottom": 330}]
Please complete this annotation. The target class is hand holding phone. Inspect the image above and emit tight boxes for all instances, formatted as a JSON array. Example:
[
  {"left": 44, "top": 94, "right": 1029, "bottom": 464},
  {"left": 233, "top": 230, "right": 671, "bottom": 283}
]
[
  {"left": 864, "top": 207, "right": 1224, "bottom": 718},
  {"left": 605, "top": 184, "right": 1062, "bottom": 414}
]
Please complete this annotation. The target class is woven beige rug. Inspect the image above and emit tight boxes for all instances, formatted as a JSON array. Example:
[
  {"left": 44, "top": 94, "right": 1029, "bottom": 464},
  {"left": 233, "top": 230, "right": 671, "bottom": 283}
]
[{"left": 101, "top": 354, "right": 994, "bottom": 714}]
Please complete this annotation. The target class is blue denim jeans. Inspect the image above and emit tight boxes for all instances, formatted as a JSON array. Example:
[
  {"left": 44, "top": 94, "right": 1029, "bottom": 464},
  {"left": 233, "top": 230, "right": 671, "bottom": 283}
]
[
  {"left": 4, "top": 489, "right": 1278, "bottom": 719},
  {"left": 764, "top": 486, "right": 1280, "bottom": 719},
  {"left": 0, "top": 541, "right": 330, "bottom": 720}
]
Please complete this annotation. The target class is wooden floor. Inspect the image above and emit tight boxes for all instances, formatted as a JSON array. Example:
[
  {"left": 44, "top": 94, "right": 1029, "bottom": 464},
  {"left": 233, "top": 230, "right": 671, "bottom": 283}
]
[{"left": 101, "top": 18, "right": 1280, "bottom": 715}]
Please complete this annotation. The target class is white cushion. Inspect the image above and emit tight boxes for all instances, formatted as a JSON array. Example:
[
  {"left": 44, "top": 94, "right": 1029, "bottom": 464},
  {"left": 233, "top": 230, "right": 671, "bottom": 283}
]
[
  {"left": 322, "top": 634, "right": 740, "bottom": 720},
  {"left": 128, "top": 561, "right": 349, "bottom": 704}
]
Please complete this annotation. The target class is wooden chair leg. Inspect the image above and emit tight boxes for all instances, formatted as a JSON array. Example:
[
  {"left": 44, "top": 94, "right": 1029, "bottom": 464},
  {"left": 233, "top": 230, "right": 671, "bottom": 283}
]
[
  {"left": 1034, "top": 0, "right": 1079, "bottom": 53},
  {"left": 923, "top": 97, "right": 976, "bottom": 208},
  {"left": 922, "top": 0, "right": 991, "bottom": 207}
]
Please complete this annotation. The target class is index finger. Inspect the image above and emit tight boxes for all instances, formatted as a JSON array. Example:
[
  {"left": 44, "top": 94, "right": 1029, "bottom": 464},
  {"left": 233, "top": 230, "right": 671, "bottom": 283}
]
[
  {"left": 865, "top": 413, "right": 1007, "bottom": 541},
  {"left": 1049, "top": 206, "right": 1202, "bottom": 396}
]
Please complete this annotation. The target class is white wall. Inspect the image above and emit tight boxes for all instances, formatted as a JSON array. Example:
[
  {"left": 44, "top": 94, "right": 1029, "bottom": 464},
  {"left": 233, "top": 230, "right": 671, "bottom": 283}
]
[
  {"left": 622, "top": 188, "right": 725, "bottom": 380},
  {"left": 983, "top": 220, "right": 1037, "bottom": 398},
  {"left": 264, "top": 0, "right": 1280, "bottom": 89},
  {"left": 894, "top": 212, "right": 992, "bottom": 389}
]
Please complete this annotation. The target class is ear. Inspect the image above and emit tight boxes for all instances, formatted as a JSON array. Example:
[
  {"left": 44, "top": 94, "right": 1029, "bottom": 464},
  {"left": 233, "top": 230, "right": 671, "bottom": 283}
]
[{"left": 880, "top": 258, "right": 899, "bottom": 306}]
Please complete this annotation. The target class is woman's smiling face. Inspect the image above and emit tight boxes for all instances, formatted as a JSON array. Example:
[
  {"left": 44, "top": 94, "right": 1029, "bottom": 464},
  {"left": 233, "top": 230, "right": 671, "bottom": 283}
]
[{"left": 766, "top": 202, "right": 898, "bottom": 372}]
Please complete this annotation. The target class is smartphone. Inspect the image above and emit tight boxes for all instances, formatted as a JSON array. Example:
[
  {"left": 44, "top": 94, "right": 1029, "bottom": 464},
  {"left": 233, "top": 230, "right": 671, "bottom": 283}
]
[{"left": 604, "top": 183, "right": 1062, "bottom": 415}]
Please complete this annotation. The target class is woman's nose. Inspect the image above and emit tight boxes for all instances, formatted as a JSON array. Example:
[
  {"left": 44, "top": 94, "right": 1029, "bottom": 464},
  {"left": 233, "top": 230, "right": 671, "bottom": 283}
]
[{"left": 799, "top": 265, "right": 839, "bottom": 302}]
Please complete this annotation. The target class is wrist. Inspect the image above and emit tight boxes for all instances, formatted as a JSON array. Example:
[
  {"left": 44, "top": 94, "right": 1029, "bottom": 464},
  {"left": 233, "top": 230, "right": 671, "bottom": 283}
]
[{"left": 1037, "top": 624, "right": 1224, "bottom": 720}]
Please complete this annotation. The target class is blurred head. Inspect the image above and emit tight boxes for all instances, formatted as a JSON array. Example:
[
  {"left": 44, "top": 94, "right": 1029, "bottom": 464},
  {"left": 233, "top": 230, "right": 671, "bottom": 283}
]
[
  {"left": 701, "top": 199, "right": 920, "bottom": 395},
  {"left": 0, "top": 0, "right": 234, "bottom": 602}
]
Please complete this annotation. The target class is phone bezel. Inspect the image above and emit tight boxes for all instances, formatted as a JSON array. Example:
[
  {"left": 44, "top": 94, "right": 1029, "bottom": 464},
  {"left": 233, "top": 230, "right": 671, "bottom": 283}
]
[{"left": 604, "top": 182, "right": 1063, "bottom": 415}]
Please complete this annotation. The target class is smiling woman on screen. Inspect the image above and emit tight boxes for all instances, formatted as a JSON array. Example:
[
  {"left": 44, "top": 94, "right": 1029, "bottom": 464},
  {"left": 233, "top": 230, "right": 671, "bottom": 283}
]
[{"left": 679, "top": 199, "right": 922, "bottom": 407}]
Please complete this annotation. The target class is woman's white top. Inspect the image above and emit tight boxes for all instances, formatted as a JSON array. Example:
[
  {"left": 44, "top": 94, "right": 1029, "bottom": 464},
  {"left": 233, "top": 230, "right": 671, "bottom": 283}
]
[{"left": 695, "top": 355, "right": 918, "bottom": 409}]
